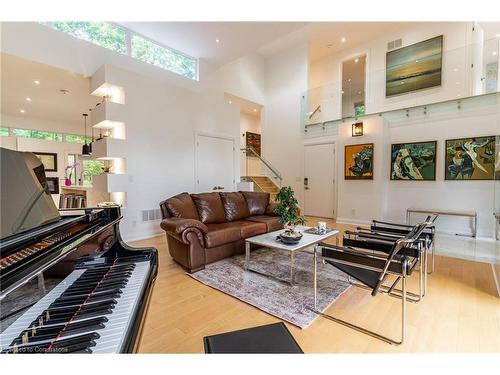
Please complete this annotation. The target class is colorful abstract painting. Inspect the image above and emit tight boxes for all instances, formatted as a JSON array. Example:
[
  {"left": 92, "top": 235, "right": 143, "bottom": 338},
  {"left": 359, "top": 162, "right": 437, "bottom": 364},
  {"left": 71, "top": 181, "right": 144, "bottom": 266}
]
[
  {"left": 445, "top": 136, "right": 495, "bottom": 180},
  {"left": 345, "top": 143, "right": 374, "bottom": 180},
  {"left": 391, "top": 141, "right": 437, "bottom": 180},
  {"left": 246, "top": 132, "right": 261, "bottom": 156},
  {"left": 386, "top": 35, "right": 443, "bottom": 97}
]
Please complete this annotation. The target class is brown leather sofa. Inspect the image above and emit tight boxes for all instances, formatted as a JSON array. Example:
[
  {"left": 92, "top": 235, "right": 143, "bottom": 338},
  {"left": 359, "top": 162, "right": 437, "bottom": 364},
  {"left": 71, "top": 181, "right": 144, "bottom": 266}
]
[{"left": 159, "top": 191, "right": 282, "bottom": 273}]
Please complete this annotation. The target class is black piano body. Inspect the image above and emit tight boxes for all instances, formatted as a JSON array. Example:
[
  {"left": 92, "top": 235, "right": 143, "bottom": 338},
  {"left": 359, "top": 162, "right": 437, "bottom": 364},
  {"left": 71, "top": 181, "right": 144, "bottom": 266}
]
[{"left": 0, "top": 206, "right": 158, "bottom": 354}]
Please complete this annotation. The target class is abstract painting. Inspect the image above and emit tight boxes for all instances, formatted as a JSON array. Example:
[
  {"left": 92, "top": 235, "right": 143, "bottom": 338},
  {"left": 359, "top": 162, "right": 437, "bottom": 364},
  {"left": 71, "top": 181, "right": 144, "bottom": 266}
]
[
  {"left": 445, "top": 136, "right": 495, "bottom": 180},
  {"left": 391, "top": 141, "right": 437, "bottom": 180},
  {"left": 386, "top": 35, "right": 443, "bottom": 97},
  {"left": 345, "top": 143, "right": 374, "bottom": 180},
  {"left": 246, "top": 132, "right": 261, "bottom": 156}
]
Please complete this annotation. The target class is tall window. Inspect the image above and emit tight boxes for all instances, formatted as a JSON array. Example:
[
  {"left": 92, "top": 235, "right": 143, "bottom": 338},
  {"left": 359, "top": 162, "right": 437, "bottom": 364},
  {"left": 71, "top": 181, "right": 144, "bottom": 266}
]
[
  {"left": 131, "top": 35, "right": 197, "bottom": 80},
  {"left": 51, "top": 22, "right": 127, "bottom": 54},
  {"left": 41, "top": 22, "right": 198, "bottom": 80}
]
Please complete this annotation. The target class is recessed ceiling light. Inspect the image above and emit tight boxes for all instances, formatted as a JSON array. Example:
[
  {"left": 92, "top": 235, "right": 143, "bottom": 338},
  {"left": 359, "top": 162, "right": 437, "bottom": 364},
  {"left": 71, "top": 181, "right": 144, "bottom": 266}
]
[
  {"left": 496, "top": 33, "right": 500, "bottom": 38},
  {"left": 228, "top": 100, "right": 232, "bottom": 104},
  {"left": 253, "top": 109, "right": 257, "bottom": 112},
  {"left": 20, "top": 109, "right": 25, "bottom": 113},
  {"left": 33, "top": 80, "right": 40, "bottom": 85},
  {"left": 493, "top": 51, "right": 498, "bottom": 56},
  {"left": 25, "top": 97, "right": 31, "bottom": 102},
  {"left": 215, "top": 39, "right": 220, "bottom": 43},
  {"left": 341, "top": 37, "right": 346, "bottom": 43},
  {"left": 354, "top": 58, "right": 359, "bottom": 63}
]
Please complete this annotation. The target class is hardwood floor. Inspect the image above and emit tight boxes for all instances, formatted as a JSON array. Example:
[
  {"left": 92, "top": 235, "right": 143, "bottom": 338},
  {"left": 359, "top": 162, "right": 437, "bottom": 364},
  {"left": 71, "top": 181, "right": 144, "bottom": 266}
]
[{"left": 133, "top": 218, "right": 500, "bottom": 353}]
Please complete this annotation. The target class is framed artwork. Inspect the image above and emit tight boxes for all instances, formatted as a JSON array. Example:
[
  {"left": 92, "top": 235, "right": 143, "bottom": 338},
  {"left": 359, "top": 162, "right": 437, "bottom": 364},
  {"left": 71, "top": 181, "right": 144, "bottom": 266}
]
[
  {"left": 246, "top": 132, "right": 261, "bottom": 156},
  {"left": 445, "top": 136, "right": 495, "bottom": 180},
  {"left": 386, "top": 35, "right": 443, "bottom": 97},
  {"left": 45, "top": 177, "right": 60, "bottom": 194},
  {"left": 345, "top": 143, "right": 374, "bottom": 180},
  {"left": 391, "top": 141, "right": 437, "bottom": 180},
  {"left": 34, "top": 152, "right": 58, "bottom": 172}
]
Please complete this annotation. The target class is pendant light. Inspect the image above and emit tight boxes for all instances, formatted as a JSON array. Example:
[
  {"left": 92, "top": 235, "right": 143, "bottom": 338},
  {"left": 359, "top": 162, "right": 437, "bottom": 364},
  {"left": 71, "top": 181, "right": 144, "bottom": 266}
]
[
  {"left": 88, "top": 108, "right": 93, "bottom": 155},
  {"left": 82, "top": 113, "right": 91, "bottom": 156}
]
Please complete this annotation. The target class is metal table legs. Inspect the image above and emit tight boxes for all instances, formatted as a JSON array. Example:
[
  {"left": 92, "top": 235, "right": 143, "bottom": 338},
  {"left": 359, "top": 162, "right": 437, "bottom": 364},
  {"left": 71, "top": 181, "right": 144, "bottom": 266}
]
[{"left": 245, "top": 242, "right": 296, "bottom": 286}]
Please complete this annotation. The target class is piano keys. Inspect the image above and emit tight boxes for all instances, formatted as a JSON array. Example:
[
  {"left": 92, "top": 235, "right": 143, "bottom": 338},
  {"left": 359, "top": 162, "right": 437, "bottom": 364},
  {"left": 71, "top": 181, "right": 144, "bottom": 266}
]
[{"left": 0, "top": 206, "right": 158, "bottom": 354}]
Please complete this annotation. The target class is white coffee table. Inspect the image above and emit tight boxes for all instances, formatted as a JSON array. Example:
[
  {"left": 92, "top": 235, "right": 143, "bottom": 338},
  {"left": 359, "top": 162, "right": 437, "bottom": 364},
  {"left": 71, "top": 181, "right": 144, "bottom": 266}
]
[{"left": 244, "top": 225, "right": 339, "bottom": 285}]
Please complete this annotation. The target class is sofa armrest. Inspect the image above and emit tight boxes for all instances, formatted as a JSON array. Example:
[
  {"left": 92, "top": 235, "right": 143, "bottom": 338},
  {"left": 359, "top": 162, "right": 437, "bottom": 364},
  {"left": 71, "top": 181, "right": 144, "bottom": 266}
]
[
  {"left": 161, "top": 217, "right": 208, "bottom": 236},
  {"left": 265, "top": 202, "right": 279, "bottom": 216}
]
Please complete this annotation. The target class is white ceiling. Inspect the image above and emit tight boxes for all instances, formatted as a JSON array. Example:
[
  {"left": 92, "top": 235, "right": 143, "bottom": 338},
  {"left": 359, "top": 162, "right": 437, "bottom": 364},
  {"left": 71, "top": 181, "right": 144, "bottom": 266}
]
[
  {"left": 1, "top": 53, "right": 97, "bottom": 128},
  {"left": 224, "top": 93, "right": 261, "bottom": 117},
  {"left": 119, "top": 22, "right": 409, "bottom": 66},
  {"left": 119, "top": 22, "right": 307, "bottom": 66}
]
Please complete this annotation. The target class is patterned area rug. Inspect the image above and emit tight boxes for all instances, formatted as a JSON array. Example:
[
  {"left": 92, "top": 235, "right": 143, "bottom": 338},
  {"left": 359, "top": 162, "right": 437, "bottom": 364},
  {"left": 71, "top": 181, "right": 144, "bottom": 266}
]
[{"left": 189, "top": 248, "right": 350, "bottom": 329}]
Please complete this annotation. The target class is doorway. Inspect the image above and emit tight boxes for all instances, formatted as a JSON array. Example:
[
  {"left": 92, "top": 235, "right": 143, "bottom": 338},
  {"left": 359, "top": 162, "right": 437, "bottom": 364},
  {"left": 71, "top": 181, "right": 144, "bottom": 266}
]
[
  {"left": 195, "top": 133, "right": 235, "bottom": 193},
  {"left": 304, "top": 143, "right": 336, "bottom": 218},
  {"left": 341, "top": 55, "right": 367, "bottom": 118}
]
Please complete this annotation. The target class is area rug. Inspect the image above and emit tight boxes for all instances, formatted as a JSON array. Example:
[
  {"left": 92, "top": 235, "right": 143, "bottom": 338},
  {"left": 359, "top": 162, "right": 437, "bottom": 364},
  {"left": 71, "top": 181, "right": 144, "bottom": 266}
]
[{"left": 189, "top": 248, "right": 350, "bottom": 329}]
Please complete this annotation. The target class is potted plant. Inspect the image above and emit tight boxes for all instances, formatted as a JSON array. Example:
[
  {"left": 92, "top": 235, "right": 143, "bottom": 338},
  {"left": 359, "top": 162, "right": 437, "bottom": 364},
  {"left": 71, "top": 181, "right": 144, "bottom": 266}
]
[{"left": 275, "top": 186, "right": 306, "bottom": 244}]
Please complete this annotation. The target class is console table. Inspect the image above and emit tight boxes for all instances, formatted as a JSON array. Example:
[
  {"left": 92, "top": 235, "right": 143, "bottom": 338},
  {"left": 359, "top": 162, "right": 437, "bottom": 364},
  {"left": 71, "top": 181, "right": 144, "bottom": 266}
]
[{"left": 406, "top": 208, "right": 477, "bottom": 238}]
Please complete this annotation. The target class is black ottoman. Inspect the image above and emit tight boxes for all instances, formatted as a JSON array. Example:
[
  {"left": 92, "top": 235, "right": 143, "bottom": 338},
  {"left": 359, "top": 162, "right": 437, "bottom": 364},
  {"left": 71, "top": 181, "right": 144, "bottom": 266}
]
[{"left": 203, "top": 322, "right": 303, "bottom": 354}]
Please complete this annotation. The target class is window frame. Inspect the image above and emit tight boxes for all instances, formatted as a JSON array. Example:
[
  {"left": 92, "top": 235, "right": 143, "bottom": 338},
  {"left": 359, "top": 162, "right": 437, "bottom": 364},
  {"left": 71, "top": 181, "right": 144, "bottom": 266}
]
[{"left": 40, "top": 21, "right": 199, "bottom": 81}]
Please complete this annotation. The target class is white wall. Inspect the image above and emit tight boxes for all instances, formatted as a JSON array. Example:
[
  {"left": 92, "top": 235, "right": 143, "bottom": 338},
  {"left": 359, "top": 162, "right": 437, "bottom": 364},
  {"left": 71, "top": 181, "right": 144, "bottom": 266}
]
[
  {"left": 263, "top": 44, "right": 309, "bottom": 205},
  {"left": 309, "top": 22, "right": 476, "bottom": 121},
  {"left": 1, "top": 22, "right": 247, "bottom": 242},
  {"left": 1, "top": 114, "right": 84, "bottom": 136}
]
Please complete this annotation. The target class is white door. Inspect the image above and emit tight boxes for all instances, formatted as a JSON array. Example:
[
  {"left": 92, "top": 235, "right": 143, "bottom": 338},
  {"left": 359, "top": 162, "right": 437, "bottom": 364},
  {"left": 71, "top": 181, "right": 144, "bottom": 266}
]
[
  {"left": 304, "top": 143, "right": 335, "bottom": 218},
  {"left": 196, "top": 134, "right": 235, "bottom": 193}
]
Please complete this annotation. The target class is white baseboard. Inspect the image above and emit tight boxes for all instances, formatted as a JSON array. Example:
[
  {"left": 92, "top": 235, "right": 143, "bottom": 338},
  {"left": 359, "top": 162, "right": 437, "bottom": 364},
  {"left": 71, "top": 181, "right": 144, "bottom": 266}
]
[
  {"left": 335, "top": 217, "right": 371, "bottom": 227},
  {"left": 123, "top": 230, "right": 164, "bottom": 243}
]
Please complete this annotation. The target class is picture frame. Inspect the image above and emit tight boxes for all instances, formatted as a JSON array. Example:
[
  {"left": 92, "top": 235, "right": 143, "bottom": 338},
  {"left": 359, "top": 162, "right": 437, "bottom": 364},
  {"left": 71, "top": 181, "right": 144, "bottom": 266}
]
[
  {"left": 386, "top": 35, "right": 443, "bottom": 97},
  {"left": 246, "top": 132, "right": 261, "bottom": 156},
  {"left": 444, "top": 136, "right": 495, "bottom": 180},
  {"left": 390, "top": 141, "right": 437, "bottom": 181},
  {"left": 45, "top": 177, "right": 60, "bottom": 194},
  {"left": 345, "top": 143, "right": 374, "bottom": 180},
  {"left": 34, "top": 152, "right": 58, "bottom": 172}
]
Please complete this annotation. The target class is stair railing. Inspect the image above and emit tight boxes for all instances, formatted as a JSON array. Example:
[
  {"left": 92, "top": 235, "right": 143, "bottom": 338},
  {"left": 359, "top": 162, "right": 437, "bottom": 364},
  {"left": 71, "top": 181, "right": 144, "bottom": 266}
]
[{"left": 241, "top": 146, "right": 283, "bottom": 188}]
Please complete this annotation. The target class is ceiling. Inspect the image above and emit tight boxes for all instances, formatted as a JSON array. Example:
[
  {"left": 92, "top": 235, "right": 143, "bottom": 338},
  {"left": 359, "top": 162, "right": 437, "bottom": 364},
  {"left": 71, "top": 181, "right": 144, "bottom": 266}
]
[
  {"left": 224, "top": 93, "right": 261, "bottom": 117},
  {"left": 119, "top": 22, "right": 409, "bottom": 66},
  {"left": 1, "top": 53, "right": 97, "bottom": 127},
  {"left": 119, "top": 22, "right": 307, "bottom": 66}
]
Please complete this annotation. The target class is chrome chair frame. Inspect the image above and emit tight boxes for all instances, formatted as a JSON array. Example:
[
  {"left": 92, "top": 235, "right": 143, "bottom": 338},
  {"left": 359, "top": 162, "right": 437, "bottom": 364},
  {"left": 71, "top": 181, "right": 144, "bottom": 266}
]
[
  {"left": 312, "top": 223, "right": 428, "bottom": 345},
  {"left": 343, "top": 230, "right": 426, "bottom": 302}
]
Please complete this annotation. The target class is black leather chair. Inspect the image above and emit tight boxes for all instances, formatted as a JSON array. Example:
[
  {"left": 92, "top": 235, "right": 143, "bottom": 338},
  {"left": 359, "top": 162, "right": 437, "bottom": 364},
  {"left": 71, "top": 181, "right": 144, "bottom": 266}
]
[{"left": 312, "top": 221, "right": 428, "bottom": 345}]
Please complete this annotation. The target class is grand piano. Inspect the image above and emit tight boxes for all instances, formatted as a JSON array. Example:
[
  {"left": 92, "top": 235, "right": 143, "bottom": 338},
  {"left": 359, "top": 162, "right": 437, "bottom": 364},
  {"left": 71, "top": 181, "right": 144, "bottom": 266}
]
[{"left": 0, "top": 147, "right": 158, "bottom": 353}]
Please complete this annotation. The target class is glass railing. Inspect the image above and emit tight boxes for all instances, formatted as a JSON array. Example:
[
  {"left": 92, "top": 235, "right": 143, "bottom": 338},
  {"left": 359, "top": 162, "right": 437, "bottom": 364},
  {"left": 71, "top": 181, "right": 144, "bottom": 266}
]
[
  {"left": 240, "top": 146, "right": 283, "bottom": 189},
  {"left": 302, "top": 36, "right": 500, "bottom": 132}
]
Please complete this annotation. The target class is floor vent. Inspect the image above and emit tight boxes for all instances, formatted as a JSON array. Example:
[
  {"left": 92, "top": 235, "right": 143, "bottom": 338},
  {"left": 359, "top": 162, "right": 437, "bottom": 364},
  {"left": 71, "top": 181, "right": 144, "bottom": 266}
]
[{"left": 142, "top": 209, "right": 162, "bottom": 222}]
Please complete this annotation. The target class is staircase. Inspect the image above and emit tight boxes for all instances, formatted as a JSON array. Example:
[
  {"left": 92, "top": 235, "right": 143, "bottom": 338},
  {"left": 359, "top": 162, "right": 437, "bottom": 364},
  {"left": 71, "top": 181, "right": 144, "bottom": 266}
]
[{"left": 243, "top": 176, "right": 280, "bottom": 201}]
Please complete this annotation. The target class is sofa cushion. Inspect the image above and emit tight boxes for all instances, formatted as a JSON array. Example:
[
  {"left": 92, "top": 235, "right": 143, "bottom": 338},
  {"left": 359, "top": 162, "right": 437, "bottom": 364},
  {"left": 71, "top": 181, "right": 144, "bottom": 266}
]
[
  {"left": 245, "top": 215, "right": 283, "bottom": 232},
  {"left": 238, "top": 221, "right": 267, "bottom": 238},
  {"left": 220, "top": 192, "right": 250, "bottom": 221},
  {"left": 192, "top": 192, "right": 227, "bottom": 224},
  {"left": 163, "top": 192, "right": 199, "bottom": 220},
  {"left": 204, "top": 223, "right": 243, "bottom": 248},
  {"left": 241, "top": 191, "right": 270, "bottom": 215}
]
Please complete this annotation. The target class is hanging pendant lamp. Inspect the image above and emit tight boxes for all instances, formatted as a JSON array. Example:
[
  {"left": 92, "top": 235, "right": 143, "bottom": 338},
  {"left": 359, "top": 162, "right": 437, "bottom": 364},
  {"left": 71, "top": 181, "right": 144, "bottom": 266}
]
[
  {"left": 88, "top": 108, "right": 93, "bottom": 155},
  {"left": 82, "top": 113, "right": 91, "bottom": 156}
]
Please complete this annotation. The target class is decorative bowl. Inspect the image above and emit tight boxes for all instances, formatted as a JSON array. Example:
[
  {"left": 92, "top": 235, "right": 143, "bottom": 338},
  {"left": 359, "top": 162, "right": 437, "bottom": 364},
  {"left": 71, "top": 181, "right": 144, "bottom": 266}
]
[{"left": 278, "top": 230, "right": 303, "bottom": 244}]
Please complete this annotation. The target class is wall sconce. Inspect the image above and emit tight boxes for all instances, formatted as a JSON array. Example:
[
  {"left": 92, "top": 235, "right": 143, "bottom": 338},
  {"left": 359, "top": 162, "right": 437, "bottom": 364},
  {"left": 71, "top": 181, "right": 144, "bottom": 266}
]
[{"left": 352, "top": 122, "right": 363, "bottom": 137}]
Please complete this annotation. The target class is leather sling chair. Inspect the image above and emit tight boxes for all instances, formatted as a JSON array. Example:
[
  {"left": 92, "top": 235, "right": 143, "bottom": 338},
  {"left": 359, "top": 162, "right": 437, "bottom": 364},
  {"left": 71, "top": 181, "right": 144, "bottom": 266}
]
[
  {"left": 312, "top": 221, "right": 428, "bottom": 345},
  {"left": 369, "top": 216, "right": 437, "bottom": 273},
  {"left": 343, "top": 229, "right": 426, "bottom": 303}
]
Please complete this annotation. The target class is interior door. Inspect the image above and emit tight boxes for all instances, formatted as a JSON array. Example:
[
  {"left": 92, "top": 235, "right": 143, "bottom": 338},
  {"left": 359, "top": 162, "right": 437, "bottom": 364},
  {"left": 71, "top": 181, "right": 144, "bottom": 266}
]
[
  {"left": 196, "top": 134, "right": 235, "bottom": 193},
  {"left": 304, "top": 143, "right": 335, "bottom": 218}
]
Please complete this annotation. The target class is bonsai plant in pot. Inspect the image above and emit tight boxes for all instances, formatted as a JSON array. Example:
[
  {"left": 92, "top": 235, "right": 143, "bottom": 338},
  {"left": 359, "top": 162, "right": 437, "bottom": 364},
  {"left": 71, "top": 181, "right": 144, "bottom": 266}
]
[{"left": 275, "top": 186, "right": 306, "bottom": 244}]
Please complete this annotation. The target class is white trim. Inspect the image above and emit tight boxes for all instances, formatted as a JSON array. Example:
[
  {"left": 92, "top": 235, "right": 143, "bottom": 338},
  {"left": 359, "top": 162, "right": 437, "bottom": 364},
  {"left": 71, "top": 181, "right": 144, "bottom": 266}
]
[
  {"left": 336, "top": 217, "right": 371, "bottom": 227},
  {"left": 124, "top": 231, "right": 164, "bottom": 243},
  {"left": 194, "top": 131, "right": 236, "bottom": 193}
]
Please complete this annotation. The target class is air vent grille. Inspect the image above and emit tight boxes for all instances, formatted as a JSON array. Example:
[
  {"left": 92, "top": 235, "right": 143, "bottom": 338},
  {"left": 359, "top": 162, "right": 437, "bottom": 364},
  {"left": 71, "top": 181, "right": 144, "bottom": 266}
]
[
  {"left": 387, "top": 38, "right": 402, "bottom": 51},
  {"left": 142, "top": 209, "right": 162, "bottom": 222}
]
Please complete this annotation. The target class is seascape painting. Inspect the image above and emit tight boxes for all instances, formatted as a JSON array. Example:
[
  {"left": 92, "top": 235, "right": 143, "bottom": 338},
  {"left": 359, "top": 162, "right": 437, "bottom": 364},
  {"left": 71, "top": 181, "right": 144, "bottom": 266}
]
[
  {"left": 445, "top": 136, "right": 495, "bottom": 180},
  {"left": 345, "top": 143, "right": 374, "bottom": 180},
  {"left": 386, "top": 35, "right": 443, "bottom": 97},
  {"left": 391, "top": 141, "right": 437, "bottom": 180}
]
